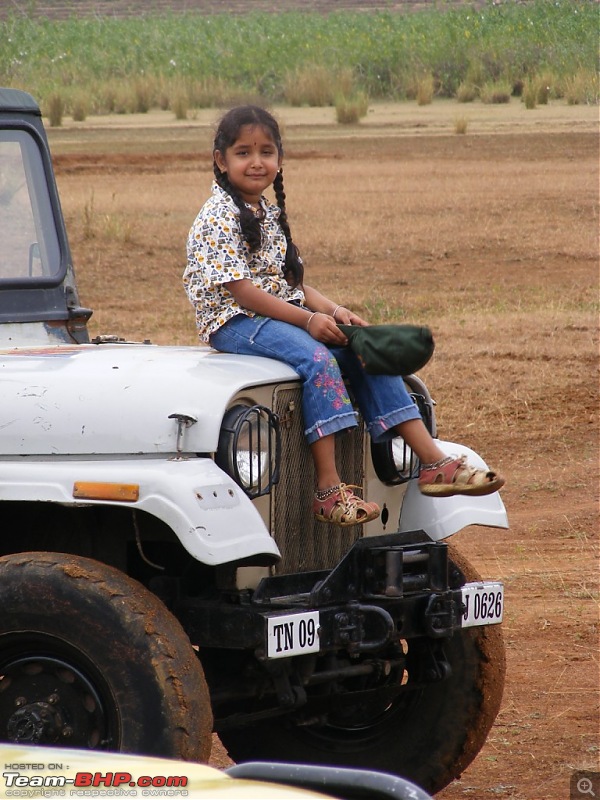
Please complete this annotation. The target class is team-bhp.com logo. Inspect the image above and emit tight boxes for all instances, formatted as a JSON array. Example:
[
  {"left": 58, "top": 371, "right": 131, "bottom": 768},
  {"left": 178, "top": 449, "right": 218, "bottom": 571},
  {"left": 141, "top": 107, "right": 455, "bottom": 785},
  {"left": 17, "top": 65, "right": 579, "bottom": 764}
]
[{"left": 3, "top": 765, "right": 189, "bottom": 797}]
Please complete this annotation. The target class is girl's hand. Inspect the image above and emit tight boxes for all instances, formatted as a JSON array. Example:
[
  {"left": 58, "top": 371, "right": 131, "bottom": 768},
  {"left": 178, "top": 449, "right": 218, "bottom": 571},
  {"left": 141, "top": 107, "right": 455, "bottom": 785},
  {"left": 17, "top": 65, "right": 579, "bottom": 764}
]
[
  {"left": 333, "top": 306, "right": 370, "bottom": 327},
  {"left": 306, "top": 312, "right": 348, "bottom": 345}
]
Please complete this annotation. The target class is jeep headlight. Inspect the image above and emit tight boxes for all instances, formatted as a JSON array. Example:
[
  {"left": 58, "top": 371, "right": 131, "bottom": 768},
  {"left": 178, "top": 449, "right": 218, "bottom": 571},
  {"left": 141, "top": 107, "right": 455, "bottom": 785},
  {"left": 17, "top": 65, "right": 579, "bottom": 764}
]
[
  {"left": 371, "top": 390, "right": 435, "bottom": 486},
  {"left": 371, "top": 435, "right": 419, "bottom": 486},
  {"left": 216, "top": 405, "right": 280, "bottom": 499}
]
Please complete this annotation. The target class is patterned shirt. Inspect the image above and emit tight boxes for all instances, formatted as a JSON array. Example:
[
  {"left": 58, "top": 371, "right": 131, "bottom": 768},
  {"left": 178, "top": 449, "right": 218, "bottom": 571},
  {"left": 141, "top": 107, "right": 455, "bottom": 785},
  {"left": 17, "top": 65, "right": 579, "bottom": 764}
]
[{"left": 184, "top": 182, "right": 305, "bottom": 343}]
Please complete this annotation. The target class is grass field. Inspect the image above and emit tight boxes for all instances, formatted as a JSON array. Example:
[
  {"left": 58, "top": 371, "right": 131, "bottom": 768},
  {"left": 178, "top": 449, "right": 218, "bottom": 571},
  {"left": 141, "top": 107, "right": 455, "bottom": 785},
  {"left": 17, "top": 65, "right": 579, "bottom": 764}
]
[{"left": 2, "top": 0, "right": 598, "bottom": 118}]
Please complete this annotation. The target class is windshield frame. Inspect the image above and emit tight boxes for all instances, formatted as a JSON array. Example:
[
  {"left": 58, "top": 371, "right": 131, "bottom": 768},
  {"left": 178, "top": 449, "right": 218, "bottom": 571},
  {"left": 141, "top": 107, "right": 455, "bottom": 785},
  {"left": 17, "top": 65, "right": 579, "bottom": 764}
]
[{"left": 0, "top": 121, "right": 67, "bottom": 289}]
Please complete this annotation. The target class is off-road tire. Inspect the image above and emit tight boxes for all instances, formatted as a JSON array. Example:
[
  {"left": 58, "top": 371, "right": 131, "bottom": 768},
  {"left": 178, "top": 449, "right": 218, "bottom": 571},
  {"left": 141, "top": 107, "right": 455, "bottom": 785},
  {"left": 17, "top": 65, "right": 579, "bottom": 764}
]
[
  {"left": 220, "top": 546, "right": 505, "bottom": 794},
  {"left": 0, "top": 551, "right": 213, "bottom": 760}
]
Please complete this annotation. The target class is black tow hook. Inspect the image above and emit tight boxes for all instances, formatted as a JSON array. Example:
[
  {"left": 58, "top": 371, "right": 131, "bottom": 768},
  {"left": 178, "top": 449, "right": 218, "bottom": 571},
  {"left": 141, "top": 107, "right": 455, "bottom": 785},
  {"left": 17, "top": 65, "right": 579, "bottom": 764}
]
[{"left": 423, "top": 593, "right": 458, "bottom": 638}]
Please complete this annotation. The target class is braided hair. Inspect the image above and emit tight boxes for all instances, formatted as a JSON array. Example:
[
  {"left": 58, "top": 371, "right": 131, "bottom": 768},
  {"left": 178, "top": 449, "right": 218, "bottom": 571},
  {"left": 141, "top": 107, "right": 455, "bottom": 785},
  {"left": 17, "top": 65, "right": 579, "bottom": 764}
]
[{"left": 212, "top": 105, "right": 304, "bottom": 287}]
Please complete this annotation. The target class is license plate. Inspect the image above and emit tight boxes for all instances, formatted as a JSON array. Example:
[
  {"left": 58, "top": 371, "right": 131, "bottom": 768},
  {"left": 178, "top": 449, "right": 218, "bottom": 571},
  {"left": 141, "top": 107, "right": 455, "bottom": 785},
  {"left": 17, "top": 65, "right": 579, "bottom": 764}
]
[
  {"left": 266, "top": 611, "right": 320, "bottom": 659},
  {"left": 461, "top": 581, "right": 504, "bottom": 628}
]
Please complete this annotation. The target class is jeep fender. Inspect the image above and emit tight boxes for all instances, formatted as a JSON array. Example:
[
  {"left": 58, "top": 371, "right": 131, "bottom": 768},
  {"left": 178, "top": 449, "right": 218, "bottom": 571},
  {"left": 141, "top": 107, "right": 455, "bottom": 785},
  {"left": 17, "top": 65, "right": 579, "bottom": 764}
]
[
  {"left": 0, "top": 457, "right": 280, "bottom": 565},
  {"left": 398, "top": 440, "right": 509, "bottom": 540}
]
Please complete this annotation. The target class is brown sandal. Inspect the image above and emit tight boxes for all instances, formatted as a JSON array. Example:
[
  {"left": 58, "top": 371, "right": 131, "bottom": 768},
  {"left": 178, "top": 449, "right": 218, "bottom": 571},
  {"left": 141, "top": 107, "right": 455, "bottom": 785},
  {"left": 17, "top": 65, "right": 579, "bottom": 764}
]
[
  {"left": 418, "top": 455, "right": 505, "bottom": 498},
  {"left": 314, "top": 483, "right": 380, "bottom": 526}
]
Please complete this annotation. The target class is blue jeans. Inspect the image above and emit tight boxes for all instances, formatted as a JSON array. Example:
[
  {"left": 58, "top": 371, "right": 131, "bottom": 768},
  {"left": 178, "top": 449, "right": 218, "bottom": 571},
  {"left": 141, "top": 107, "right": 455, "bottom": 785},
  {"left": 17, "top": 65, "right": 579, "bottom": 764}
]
[{"left": 210, "top": 314, "right": 422, "bottom": 445}]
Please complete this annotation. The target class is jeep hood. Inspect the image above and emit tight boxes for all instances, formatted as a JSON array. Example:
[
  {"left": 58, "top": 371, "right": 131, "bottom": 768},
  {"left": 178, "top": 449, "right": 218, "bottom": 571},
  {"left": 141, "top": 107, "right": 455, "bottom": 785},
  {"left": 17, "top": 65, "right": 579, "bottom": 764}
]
[{"left": 0, "top": 343, "right": 299, "bottom": 456}]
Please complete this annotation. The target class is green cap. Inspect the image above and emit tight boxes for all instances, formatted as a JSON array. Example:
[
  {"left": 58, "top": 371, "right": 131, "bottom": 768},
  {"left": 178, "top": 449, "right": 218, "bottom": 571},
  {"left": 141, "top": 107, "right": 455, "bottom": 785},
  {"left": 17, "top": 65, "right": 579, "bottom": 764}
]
[{"left": 338, "top": 323, "right": 435, "bottom": 376}]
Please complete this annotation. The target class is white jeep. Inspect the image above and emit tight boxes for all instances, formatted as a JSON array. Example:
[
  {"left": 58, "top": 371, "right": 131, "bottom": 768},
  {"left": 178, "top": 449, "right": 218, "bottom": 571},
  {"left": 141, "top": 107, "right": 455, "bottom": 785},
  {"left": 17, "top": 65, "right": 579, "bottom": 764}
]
[{"left": 0, "top": 88, "right": 508, "bottom": 796}]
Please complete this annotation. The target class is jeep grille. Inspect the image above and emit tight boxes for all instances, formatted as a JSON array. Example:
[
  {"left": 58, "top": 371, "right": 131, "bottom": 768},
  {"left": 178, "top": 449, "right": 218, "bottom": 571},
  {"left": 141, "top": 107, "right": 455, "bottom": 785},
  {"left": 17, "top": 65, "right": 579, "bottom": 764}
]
[{"left": 272, "top": 386, "right": 364, "bottom": 575}]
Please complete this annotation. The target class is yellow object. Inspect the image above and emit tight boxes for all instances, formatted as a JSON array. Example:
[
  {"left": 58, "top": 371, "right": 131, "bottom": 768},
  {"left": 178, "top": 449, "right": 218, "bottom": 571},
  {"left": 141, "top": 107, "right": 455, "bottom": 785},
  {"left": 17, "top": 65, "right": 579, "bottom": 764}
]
[
  {"left": 0, "top": 744, "right": 333, "bottom": 799},
  {"left": 73, "top": 481, "right": 140, "bottom": 502}
]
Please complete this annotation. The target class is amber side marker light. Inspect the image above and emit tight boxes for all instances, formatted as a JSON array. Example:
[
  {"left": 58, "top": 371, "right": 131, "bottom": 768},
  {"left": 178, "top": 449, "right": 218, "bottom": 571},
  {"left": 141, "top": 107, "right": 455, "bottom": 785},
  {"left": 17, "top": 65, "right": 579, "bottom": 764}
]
[{"left": 73, "top": 482, "right": 140, "bottom": 502}]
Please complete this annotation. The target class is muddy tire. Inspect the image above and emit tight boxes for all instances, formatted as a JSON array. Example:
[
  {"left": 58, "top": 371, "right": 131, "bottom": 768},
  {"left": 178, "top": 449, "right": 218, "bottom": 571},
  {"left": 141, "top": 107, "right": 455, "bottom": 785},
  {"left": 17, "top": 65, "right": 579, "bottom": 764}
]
[
  {"left": 220, "top": 546, "right": 505, "bottom": 794},
  {"left": 0, "top": 552, "right": 213, "bottom": 760}
]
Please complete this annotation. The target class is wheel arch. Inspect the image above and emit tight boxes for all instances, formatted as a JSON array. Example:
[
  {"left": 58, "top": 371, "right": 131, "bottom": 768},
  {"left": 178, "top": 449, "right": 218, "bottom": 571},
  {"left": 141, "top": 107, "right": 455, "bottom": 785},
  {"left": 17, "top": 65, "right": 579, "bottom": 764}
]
[
  {"left": 0, "top": 457, "right": 280, "bottom": 566},
  {"left": 0, "top": 499, "right": 202, "bottom": 583}
]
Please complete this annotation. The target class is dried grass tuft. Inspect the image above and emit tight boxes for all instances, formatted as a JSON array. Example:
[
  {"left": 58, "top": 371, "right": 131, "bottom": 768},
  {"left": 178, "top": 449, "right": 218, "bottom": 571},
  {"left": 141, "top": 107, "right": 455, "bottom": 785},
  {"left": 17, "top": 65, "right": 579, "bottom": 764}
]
[
  {"left": 563, "top": 69, "right": 600, "bottom": 105},
  {"left": 454, "top": 115, "right": 468, "bottom": 134},
  {"left": 284, "top": 66, "right": 356, "bottom": 108},
  {"left": 456, "top": 82, "right": 478, "bottom": 103},
  {"left": 416, "top": 74, "right": 435, "bottom": 106},
  {"left": 335, "top": 92, "right": 369, "bottom": 124},
  {"left": 46, "top": 93, "right": 64, "bottom": 127},
  {"left": 480, "top": 81, "right": 512, "bottom": 104}
]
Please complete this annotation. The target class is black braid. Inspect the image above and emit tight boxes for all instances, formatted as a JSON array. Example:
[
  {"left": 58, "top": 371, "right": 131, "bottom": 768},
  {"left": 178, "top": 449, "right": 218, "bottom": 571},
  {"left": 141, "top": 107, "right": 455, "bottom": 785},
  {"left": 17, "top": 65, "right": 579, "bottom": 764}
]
[
  {"left": 273, "top": 168, "right": 304, "bottom": 287},
  {"left": 213, "top": 163, "right": 263, "bottom": 253}
]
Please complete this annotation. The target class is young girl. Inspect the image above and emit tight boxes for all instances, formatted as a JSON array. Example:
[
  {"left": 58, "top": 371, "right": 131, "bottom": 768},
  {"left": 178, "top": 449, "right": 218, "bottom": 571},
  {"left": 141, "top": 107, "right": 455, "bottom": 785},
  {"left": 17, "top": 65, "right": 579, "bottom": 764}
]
[{"left": 184, "top": 105, "right": 504, "bottom": 526}]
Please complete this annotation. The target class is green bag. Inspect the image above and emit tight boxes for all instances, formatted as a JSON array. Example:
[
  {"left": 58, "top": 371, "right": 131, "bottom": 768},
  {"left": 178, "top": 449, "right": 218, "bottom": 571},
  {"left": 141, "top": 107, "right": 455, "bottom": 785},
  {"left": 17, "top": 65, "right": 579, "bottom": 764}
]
[{"left": 337, "top": 323, "right": 435, "bottom": 376}]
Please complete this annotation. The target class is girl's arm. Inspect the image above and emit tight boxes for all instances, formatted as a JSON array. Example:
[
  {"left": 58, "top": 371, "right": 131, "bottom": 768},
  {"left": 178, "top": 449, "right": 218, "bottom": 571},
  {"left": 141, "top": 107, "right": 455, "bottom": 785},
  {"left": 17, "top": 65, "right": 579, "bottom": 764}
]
[
  {"left": 226, "top": 279, "right": 348, "bottom": 346},
  {"left": 303, "top": 284, "right": 369, "bottom": 327}
]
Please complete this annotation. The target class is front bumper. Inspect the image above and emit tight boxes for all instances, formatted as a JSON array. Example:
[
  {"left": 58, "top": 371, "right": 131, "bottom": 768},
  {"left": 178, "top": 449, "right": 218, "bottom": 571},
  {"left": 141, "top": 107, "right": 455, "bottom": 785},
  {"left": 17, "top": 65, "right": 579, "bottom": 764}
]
[{"left": 177, "top": 532, "right": 503, "bottom": 656}]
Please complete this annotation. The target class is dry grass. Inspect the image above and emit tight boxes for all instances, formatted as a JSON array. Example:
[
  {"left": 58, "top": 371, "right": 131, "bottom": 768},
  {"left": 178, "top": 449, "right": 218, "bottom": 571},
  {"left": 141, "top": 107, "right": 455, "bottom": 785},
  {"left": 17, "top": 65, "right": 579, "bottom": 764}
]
[
  {"left": 456, "top": 82, "right": 478, "bottom": 103},
  {"left": 283, "top": 65, "right": 356, "bottom": 108},
  {"left": 416, "top": 74, "right": 435, "bottom": 106},
  {"left": 335, "top": 92, "right": 369, "bottom": 124},
  {"left": 480, "top": 81, "right": 513, "bottom": 104},
  {"left": 45, "top": 93, "right": 65, "bottom": 127},
  {"left": 453, "top": 115, "right": 468, "bottom": 134}
]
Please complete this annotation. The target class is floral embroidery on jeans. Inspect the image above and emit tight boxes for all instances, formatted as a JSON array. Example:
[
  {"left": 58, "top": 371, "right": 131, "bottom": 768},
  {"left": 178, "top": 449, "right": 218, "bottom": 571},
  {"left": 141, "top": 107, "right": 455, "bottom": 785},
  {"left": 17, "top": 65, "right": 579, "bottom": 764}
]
[{"left": 313, "top": 348, "right": 351, "bottom": 410}]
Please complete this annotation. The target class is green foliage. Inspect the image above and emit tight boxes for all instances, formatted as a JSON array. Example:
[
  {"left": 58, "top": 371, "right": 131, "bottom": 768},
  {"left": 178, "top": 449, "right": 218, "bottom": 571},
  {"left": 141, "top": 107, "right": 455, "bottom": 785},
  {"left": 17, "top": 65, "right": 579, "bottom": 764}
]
[{"left": 0, "top": 1, "right": 597, "bottom": 113}]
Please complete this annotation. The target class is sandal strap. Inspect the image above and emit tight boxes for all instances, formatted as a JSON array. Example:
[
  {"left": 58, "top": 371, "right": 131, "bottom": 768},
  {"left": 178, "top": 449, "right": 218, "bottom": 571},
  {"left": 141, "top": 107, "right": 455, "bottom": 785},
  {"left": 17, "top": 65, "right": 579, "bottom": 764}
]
[
  {"left": 419, "top": 455, "right": 469, "bottom": 485},
  {"left": 314, "top": 483, "right": 379, "bottom": 526},
  {"left": 418, "top": 454, "right": 504, "bottom": 497}
]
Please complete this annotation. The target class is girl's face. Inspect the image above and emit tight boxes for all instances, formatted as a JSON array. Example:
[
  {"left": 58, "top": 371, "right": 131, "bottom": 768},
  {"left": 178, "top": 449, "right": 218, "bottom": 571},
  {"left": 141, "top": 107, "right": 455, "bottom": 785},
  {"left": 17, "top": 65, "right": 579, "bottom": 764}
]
[{"left": 214, "top": 124, "right": 282, "bottom": 205}]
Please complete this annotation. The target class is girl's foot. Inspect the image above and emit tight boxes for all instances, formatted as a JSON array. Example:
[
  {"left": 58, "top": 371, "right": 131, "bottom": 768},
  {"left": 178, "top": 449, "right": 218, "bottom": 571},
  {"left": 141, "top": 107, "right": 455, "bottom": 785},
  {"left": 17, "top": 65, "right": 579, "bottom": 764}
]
[
  {"left": 418, "top": 455, "right": 505, "bottom": 498},
  {"left": 314, "top": 483, "right": 380, "bottom": 526}
]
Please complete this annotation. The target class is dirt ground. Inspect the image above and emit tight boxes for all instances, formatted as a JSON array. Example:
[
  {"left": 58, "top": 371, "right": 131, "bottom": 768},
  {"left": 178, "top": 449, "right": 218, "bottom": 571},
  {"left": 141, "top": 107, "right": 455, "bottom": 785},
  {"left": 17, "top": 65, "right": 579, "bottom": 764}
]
[{"left": 49, "top": 101, "right": 599, "bottom": 799}]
